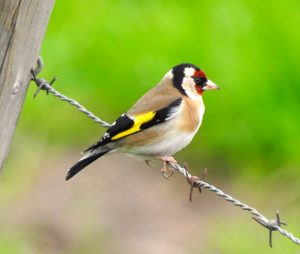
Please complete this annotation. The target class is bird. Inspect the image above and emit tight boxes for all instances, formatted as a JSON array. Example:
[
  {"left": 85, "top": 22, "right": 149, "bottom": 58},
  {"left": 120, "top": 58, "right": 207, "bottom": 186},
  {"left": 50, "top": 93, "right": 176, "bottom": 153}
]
[{"left": 66, "top": 63, "right": 219, "bottom": 181}]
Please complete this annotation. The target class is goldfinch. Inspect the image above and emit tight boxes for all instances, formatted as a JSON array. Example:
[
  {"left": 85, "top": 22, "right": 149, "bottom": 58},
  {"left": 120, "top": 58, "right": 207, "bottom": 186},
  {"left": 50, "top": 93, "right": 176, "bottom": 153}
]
[{"left": 66, "top": 63, "right": 219, "bottom": 180}]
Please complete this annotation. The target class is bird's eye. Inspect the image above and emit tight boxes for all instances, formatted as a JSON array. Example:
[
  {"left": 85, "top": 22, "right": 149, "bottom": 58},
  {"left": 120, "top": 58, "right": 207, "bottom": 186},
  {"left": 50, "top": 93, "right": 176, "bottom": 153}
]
[
  {"left": 194, "top": 77, "right": 201, "bottom": 84},
  {"left": 194, "top": 76, "right": 206, "bottom": 86}
]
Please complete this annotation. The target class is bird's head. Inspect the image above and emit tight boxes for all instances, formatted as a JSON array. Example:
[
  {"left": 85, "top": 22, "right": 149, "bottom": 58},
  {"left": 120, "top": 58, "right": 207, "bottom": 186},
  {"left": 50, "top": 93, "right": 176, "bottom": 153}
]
[{"left": 170, "top": 63, "right": 219, "bottom": 98}]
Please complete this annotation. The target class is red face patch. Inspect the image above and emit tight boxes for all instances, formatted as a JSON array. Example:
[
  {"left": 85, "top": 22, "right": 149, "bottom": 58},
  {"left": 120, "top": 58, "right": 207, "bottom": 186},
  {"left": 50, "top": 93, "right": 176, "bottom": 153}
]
[
  {"left": 194, "top": 70, "right": 207, "bottom": 79},
  {"left": 195, "top": 85, "right": 203, "bottom": 95},
  {"left": 193, "top": 70, "right": 207, "bottom": 95}
]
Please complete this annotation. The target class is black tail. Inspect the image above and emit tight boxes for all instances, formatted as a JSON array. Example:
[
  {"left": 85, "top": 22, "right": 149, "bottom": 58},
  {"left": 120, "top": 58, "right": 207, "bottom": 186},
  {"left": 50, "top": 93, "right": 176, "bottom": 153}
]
[{"left": 66, "top": 150, "right": 109, "bottom": 181}]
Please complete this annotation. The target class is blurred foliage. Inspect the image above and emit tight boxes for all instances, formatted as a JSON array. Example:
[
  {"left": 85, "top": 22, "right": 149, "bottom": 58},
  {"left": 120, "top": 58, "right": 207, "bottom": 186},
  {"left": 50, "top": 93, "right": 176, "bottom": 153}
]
[
  {"left": 19, "top": 0, "right": 300, "bottom": 177},
  {"left": 2, "top": 0, "right": 300, "bottom": 253}
]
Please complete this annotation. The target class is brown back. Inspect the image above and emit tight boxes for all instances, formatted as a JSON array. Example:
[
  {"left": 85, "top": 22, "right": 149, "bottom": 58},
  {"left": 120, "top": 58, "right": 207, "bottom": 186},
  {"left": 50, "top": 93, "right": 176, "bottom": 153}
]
[{"left": 127, "top": 77, "right": 183, "bottom": 115}]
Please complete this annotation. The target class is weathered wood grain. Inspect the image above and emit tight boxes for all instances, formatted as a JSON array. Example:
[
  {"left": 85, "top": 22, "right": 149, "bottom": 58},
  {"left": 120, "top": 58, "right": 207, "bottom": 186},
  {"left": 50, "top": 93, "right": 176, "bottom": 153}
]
[{"left": 0, "top": 0, "right": 55, "bottom": 172}]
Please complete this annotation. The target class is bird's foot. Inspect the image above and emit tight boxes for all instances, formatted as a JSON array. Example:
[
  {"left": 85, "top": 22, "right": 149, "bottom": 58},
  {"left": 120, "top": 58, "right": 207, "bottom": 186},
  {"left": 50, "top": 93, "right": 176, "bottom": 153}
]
[
  {"left": 161, "top": 162, "right": 174, "bottom": 180},
  {"left": 156, "top": 155, "right": 177, "bottom": 165},
  {"left": 156, "top": 155, "right": 177, "bottom": 180}
]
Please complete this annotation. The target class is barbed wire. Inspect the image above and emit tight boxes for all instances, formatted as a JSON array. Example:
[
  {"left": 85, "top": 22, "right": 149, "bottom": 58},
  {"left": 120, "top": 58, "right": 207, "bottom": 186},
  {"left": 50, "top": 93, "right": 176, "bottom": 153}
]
[
  {"left": 169, "top": 162, "right": 300, "bottom": 246},
  {"left": 30, "top": 57, "right": 300, "bottom": 248},
  {"left": 31, "top": 57, "right": 111, "bottom": 128}
]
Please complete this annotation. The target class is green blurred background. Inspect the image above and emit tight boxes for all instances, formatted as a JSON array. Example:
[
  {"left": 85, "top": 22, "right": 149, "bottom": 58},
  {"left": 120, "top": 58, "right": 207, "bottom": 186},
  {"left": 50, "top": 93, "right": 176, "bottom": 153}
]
[{"left": 1, "top": 0, "right": 300, "bottom": 253}]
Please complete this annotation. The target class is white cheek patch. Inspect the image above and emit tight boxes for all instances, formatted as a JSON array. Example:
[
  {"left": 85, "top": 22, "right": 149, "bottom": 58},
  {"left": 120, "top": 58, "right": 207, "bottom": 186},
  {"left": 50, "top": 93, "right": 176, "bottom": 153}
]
[
  {"left": 182, "top": 77, "right": 200, "bottom": 99},
  {"left": 184, "top": 67, "right": 195, "bottom": 77}
]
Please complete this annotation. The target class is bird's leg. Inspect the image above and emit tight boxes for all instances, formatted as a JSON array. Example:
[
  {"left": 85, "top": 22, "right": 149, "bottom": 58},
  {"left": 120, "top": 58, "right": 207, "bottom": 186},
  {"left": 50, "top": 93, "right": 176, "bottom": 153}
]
[{"left": 156, "top": 155, "right": 177, "bottom": 180}]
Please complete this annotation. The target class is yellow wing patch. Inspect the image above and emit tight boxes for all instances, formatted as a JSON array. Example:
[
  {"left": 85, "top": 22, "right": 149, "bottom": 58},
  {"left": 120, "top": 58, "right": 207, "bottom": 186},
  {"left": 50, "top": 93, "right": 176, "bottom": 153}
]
[{"left": 111, "top": 111, "right": 155, "bottom": 140}]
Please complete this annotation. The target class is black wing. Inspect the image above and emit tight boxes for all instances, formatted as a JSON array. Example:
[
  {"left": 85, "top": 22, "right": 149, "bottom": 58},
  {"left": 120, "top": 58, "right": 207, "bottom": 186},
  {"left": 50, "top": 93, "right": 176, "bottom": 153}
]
[{"left": 85, "top": 98, "right": 182, "bottom": 152}]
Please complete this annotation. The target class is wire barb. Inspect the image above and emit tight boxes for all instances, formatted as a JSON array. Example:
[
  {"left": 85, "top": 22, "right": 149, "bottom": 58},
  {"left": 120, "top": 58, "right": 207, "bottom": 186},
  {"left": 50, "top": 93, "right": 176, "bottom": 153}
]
[
  {"left": 31, "top": 56, "right": 57, "bottom": 97},
  {"left": 183, "top": 163, "right": 202, "bottom": 202},
  {"left": 32, "top": 56, "right": 43, "bottom": 76},
  {"left": 253, "top": 210, "right": 287, "bottom": 247},
  {"left": 31, "top": 69, "right": 57, "bottom": 98},
  {"left": 30, "top": 56, "right": 300, "bottom": 248},
  {"left": 168, "top": 161, "right": 300, "bottom": 247},
  {"left": 30, "top": 57, "right": 111, "bottom": 128}
]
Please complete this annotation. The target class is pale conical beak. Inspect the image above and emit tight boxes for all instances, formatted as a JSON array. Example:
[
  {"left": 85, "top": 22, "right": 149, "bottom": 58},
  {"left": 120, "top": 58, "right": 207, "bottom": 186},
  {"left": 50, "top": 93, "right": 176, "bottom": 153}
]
[{"left": 202, "top": 79, "right": 220, "bottom": 91}]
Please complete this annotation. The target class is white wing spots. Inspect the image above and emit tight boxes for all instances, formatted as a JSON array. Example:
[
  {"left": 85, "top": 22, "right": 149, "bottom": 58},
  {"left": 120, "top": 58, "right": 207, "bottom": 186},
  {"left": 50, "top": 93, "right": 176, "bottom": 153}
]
[
  {"left": 165, "top": 103, "right": 182, "bottom": 121},
  {"left": 111, "top": 113, "right": 126, "bottom": 126},
  {"left": 127, "top": 114, "right": 134, "bottom": 120},
  {"left": 79, "top": 150, "right": 97, "bottom": 160}
]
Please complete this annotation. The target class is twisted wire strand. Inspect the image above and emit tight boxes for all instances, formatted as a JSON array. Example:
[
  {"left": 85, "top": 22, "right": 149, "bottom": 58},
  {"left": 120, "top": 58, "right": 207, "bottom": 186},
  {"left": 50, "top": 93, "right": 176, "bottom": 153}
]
[
  {"left": 169, "top": 162, "right": 300, "bottom": 246},
  {"left": 275, "top": 226, "right": 300, "bottom": 245},
  {"left": 45, "top": 85, "right": 111, "bottom": 128},
  {"left": 31, "top": 56, "right": 111, "bottom": 128},
  {"left": 30, "top": 60, "right": 300, "bottom": 247},
  {"left": 170, "top": 163, "right": 266, "bottom": 218}
]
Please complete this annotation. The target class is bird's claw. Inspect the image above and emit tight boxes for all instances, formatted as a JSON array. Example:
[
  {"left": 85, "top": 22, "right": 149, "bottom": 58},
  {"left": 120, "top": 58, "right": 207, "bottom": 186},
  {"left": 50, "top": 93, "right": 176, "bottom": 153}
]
[
  {"left": 156, "top": 155, "right": 176, "bottom": 180},
  {"left": 161, "top": 165, "right": 174, "bottom": 180}
]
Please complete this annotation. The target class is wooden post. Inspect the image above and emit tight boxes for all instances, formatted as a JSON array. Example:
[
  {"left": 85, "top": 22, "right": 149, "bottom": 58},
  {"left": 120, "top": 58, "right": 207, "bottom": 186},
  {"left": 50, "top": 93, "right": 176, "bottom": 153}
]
[{"left": 0, "top": 0, "right": 55, "bottom": 172}]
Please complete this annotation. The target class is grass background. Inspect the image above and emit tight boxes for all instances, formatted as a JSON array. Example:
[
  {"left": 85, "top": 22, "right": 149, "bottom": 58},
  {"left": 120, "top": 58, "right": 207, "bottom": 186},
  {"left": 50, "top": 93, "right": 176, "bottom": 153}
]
[{"left": 1, "top": 0, "right": 300, "bottom": 253}]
